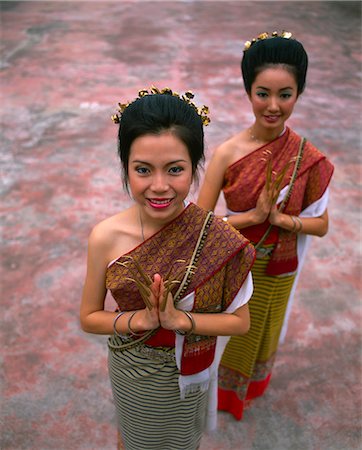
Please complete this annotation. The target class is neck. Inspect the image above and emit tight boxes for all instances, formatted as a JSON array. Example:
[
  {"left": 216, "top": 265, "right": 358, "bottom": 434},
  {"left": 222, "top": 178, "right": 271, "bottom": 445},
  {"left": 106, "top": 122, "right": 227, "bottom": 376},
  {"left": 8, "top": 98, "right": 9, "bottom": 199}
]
[
  {"left": 137, "top": 203, "right": 186, "bottom": 241},
  {"left": 249, "top": 124, "right": 285, "bottom": 144}
]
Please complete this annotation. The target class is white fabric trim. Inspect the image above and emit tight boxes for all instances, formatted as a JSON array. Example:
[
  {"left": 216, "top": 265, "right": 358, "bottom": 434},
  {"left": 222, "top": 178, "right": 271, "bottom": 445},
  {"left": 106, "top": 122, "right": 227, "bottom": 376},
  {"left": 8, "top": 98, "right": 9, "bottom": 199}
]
[
  {"left": 226, "top": 187, "right": 330, "bottom": 343},
  {"left": 175, "top": 272, "right": 253, "bottom": 431},
  {"left": 279, "top": 187, "right": 329, "bottom": 342}
]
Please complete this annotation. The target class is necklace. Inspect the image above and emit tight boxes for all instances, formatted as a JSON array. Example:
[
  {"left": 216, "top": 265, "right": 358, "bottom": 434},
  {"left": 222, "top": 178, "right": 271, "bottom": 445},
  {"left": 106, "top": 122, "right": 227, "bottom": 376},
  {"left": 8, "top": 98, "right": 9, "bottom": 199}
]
[
  {"left": 248, "top": 127, "right": 266, "bottom": 144},
  {"left": 249, "top": 126, "right": 286, "bottom": 144},
  {"left": 138, "top": 210, "right": 145, "bottom": 242}
]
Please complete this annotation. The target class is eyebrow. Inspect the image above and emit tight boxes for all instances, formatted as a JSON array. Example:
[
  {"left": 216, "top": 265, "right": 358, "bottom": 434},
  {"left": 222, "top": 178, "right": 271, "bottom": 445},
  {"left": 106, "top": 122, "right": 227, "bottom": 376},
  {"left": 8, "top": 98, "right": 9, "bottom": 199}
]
[
  {"left": 255, "top": 86, "right": 294, "bottom": 91},
  {"left": 131, "top": 159, "right": 188, "bottom": 165}
]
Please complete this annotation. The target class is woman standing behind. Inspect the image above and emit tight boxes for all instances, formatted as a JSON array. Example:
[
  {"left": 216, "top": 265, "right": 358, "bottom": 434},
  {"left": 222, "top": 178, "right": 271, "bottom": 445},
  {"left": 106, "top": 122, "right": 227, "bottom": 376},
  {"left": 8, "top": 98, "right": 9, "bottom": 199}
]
[
  {"left": 80, "top": 87, "right": 255, "bottom": 449},
  {"left": 197, "top": 32, "right": 334, "bottom": 420}
]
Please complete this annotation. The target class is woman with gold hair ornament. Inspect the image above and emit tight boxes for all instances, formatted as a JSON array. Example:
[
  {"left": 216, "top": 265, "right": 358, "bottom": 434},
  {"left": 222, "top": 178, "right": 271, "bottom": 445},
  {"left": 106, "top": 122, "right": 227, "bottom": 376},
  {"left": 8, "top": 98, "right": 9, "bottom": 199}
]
[
  {"left": 80, "top": 87, "right": 255, "bottom": 449},
  {"left": 197, "top": 32, "right": 334, "bottom": 420}
]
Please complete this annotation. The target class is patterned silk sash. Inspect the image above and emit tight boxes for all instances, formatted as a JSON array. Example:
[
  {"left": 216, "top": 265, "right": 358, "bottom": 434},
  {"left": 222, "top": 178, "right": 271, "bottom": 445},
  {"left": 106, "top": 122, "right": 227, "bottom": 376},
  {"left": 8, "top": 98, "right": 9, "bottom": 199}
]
[
  {"left": 223, "top": 128, "right": 334, "bottom": 275},
  {"left": 106, "top": 203, "right": 255, "bottom": 375}
]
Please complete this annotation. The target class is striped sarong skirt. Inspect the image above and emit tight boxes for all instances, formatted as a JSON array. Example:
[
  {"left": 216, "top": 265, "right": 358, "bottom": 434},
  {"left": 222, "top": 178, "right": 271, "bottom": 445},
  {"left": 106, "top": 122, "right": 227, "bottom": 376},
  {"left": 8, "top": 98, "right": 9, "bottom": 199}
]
[
  {"left": 218, "top": 255, "right": 296, "bottom": 419},
  {"left": 108, "top": 336, "right": 207, "bottom": 450}
]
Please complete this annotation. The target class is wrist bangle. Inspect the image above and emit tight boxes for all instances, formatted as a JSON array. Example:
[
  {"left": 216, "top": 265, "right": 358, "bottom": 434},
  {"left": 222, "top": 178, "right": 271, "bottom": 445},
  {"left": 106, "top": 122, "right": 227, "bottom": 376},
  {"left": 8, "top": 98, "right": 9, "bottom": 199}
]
[
  {"left": 113, "top": 311, "right": 128, "bottom": 338},
  {"left": 175, "top": 311, "right": 195, "bottom": 336},
  {"left": 127, "top": 311, "right": 145, "bottom": 336},
  {"left": 295, "top": 216, "right": 303, "bottom": 233},
  {"left": 290, "top": 215, "right": 297, "bottom": 232},
  {"left": 222, "top": 216, "right": 229, "bottom": 223}
]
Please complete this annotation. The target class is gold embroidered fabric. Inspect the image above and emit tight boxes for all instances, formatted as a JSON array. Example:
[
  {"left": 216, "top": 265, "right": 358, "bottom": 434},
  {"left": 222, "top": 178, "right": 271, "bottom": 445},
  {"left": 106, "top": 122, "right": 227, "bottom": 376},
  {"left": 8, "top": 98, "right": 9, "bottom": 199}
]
[
  {"left": 106, "top": 203, "right": 254, "bottom": 313},
  {"left": 222, "top": 128, "right": 334, "bottom": 274},
  {"left": 105, "top": 203, "right": 255, "bottom": 375}
]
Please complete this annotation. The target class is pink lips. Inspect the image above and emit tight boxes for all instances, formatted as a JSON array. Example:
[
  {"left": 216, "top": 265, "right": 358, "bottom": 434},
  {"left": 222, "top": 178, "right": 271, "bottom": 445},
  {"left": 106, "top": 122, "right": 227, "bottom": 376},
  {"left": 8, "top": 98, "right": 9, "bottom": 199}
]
[
  {"left": 264, "top": 115, "right": 280, "bottom": 123},
  {"left": 147, "top": 198, "right": 173, "bottom": 209}
]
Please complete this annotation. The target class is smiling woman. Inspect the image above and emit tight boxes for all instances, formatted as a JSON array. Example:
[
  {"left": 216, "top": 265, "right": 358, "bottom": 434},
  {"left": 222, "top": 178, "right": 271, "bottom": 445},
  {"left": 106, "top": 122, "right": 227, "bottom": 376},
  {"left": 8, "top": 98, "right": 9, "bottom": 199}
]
[
  {"left": 197, "top": 32, "right": 334, "bottom": 421},
  {"left": 79, "top": 87, "right": 255, "bottom": 450},
  {"left": 128, "top": 132, "right": 193, "bottom": 230},
  {"left": 249, "top": 66, "right": 298, "bottom": 134}
]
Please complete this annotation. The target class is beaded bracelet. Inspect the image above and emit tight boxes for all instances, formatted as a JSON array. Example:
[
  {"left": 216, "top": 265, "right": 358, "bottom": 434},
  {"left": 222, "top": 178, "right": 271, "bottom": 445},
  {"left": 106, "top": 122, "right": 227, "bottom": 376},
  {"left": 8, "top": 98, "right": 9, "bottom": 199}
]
[
  {"left": 127, "top": 311, "right": 145, "bottom": 336},
  {"left": 175, "top": 310, "right": 195, "bottom": 336}
]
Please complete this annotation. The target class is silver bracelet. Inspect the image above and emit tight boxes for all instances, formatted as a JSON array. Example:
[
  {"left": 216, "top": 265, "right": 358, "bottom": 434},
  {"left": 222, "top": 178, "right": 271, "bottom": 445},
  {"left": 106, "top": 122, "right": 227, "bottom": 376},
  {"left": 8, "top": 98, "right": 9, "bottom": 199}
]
[
  {"left": 175, "top": 310, "right": 195, "bottom": 336},
  {"left": 127, "top": 311, "right": 145, "bottom": 336},
  {"left": 113, "top": 311, "right": 128, "bottom": 338},
  {"left": 290, "top": 215, "right": 297, "bottom": 232},
  {"left": 294, "top": 216, "right": 303, "bottom": 232}
]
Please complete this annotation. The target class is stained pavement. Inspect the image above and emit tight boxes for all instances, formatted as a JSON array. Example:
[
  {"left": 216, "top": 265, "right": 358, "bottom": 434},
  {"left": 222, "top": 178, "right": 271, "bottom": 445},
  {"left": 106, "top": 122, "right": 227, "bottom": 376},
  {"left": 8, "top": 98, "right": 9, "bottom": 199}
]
[{"left": 1, "top": 1, "right": 361, "bottom": 449}]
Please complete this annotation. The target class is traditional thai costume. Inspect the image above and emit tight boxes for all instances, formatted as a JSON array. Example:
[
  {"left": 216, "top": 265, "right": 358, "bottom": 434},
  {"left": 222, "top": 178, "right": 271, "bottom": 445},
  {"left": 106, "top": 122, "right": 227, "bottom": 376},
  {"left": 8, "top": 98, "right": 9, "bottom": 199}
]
[
  {"left": 106, "top": 203, "right": 255, "bottom": 449},
  {"left": 217, "top": 127, "right": 334, "bottom": 420}
]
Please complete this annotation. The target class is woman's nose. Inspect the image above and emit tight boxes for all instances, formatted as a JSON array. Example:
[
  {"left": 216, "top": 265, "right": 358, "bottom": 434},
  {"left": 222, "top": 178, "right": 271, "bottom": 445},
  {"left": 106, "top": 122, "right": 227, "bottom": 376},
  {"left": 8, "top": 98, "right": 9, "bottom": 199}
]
[
  {"left": 151, "top": 173, "right": 168, "bottom": 192},
  {"left": 267, "top": 96, "right": 279, "bottom": 112}
]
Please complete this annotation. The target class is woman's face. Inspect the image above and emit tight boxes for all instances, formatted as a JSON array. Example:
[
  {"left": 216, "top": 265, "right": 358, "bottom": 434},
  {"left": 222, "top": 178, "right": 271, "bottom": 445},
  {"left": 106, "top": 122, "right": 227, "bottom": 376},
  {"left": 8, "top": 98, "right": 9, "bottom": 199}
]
[
  {"left": 249, "top": 66, "right": 299, "bottom": 132},
  {"left": 128, "top": 131, "right": 193, "bottom": 225}
]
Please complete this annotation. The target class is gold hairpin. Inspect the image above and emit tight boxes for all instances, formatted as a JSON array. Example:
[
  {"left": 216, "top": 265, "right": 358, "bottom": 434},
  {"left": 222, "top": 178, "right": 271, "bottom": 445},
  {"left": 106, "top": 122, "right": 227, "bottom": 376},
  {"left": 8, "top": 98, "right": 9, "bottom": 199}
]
[
  {"left": 111, "top": 86, "right": 210, "bottom": 126},
  {"left": 243, "top": 30, "right": 293, "bottom": 52}
]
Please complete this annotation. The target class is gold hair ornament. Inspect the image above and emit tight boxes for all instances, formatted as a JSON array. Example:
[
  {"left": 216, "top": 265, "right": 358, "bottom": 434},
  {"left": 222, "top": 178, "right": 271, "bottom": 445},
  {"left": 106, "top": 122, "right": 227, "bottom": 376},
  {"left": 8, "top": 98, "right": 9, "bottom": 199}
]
[
  {"left": 111, "top": 86, "right": 210, "bottom": 126},
  {"left": 243, "top": 30, "right": 293, "bottom": 52}
]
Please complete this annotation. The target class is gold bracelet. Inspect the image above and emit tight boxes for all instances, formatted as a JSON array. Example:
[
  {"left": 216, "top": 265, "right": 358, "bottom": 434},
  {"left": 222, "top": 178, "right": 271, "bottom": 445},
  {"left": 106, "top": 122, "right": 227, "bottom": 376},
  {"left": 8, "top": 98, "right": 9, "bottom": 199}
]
[
  {"left": 175, "top": 310, "right": 195, "bottom": 336},
  {"left": 290, "top": 215, "right": 297, "bottom": 232},
  {"left": 127, "top": 311, "right": 145, "bottom": 336}
]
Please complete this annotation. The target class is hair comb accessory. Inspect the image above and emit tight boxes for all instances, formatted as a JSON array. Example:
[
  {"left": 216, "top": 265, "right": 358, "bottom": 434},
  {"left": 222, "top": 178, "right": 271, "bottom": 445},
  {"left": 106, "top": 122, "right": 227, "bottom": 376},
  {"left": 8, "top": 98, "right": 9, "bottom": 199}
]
[
  {"left": 111, "top": 86, "right": 210, "bottom": 126},
  {"left": 243, "top": 30, "right": 293, "bottom": 52}
]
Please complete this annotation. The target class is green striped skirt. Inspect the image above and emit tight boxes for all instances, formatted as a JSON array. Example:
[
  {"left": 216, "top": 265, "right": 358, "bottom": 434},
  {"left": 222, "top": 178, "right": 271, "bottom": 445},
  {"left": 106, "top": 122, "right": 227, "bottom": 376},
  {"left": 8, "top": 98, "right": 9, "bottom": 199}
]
[
  {"left": 219, "top": 254, "right": 296, "bottom": 400},
  {"left": 108, "top": 336, "right": 207, "bottom": 450}
]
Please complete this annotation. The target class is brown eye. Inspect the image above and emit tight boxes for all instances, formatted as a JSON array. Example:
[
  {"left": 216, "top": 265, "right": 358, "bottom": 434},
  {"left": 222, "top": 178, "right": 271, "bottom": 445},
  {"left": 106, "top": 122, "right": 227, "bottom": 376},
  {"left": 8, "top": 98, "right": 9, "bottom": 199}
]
[
  {"left": 135, "top": 167, "right": 149, "bottom": 174},
  {"left": 169, "top": 166, "right": 183, "bottom": 174}
]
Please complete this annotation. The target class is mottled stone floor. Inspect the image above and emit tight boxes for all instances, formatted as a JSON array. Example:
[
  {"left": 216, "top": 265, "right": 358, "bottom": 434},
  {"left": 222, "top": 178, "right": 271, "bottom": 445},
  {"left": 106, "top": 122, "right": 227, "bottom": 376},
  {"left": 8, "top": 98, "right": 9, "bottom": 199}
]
[{"left": 1, "top": 1, "right": 361, "bottom": 449}]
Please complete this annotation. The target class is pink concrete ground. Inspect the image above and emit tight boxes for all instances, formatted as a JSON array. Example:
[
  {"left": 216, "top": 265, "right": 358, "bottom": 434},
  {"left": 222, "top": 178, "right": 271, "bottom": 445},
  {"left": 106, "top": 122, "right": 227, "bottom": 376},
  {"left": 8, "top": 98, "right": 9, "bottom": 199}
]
[{"left": 1, "top": 1, "right": 361, "bottom": 449}]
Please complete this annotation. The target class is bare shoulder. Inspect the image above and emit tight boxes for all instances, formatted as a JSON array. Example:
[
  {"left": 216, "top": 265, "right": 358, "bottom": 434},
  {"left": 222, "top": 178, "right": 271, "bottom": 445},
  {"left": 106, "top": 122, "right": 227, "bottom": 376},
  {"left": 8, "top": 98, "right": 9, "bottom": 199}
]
[
  {"left": 88, "top": 207, "right": 140, "bottom": 262},
  {"left": 90, "top": 211, "right": 119, "bottom": 239},
  {"left": 212, "top": 130, "right": 251, "bottom": 167}
]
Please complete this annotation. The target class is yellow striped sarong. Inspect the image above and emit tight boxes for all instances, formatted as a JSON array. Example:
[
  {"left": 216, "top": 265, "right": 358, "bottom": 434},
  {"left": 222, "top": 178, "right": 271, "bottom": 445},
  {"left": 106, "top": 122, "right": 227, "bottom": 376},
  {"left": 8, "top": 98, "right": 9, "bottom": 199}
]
[{"left": 218, "top": 254, "right": 295, "bottom": 419}]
